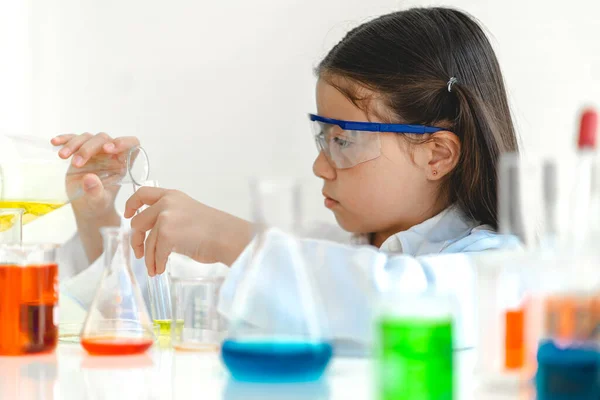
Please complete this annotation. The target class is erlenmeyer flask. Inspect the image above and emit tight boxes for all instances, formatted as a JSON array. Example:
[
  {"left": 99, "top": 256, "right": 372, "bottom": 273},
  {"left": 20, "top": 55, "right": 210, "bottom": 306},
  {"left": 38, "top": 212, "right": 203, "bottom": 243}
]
[
  {"left": 80, "top": 227, "right": 154, "bottom": 355},
  {"left": 0, "top": 134, "right": 149, "bottom": 226},
  {"left": 221, "top": 178, "right": 333, "bottom": 383}
]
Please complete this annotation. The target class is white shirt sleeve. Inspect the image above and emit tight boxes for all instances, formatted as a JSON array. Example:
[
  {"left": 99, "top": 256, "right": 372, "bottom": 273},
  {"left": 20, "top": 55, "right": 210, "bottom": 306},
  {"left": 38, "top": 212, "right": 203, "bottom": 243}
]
[{"left": 56, "top": 233, "right": 90, "bottom": 281}]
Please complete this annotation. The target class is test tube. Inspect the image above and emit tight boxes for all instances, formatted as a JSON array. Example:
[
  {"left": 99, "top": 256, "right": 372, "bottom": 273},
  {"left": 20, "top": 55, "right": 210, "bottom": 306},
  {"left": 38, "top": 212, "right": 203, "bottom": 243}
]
[
  {"left": 0, "top": 208, "right": 24, "bottom": 244},
  {"left": 132, "top": 180, "right": 173, "bottom": 337},
  {"left": 498, "top": 153, "right": 543, "bottom": 248},
  {"left": 475, "top": 153, "right": 540, "bottom": 389}
]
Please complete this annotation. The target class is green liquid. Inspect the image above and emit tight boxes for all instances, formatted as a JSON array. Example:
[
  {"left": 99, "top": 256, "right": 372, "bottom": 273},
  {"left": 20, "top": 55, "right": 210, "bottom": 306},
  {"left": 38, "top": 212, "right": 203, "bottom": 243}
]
[
  {"left": 154, "top": 319, "right": 184, "bottom": 336},
  {"left": 377, "top": 317, "right": 454, "bottom": 400}
]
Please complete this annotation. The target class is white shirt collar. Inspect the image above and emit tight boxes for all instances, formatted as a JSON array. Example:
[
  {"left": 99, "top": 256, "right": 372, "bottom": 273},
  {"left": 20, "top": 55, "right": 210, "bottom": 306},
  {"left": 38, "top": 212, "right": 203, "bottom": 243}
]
[{"left": 353, "top": 206, "right": 481, "bottom": 256}]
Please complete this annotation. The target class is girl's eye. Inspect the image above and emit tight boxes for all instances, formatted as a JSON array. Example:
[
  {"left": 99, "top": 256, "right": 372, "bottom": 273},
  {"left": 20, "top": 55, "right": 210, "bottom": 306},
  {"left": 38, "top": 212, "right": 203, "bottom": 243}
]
[{"left": 332, "top": 136, "right": 353, "bottom": 149}]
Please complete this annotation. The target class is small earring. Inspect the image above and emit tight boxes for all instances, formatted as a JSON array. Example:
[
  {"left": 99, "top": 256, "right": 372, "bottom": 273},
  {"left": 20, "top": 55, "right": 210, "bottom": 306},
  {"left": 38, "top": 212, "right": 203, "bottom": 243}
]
[{"left": 432, "top": 170, "right": 438, "bottom": 176}]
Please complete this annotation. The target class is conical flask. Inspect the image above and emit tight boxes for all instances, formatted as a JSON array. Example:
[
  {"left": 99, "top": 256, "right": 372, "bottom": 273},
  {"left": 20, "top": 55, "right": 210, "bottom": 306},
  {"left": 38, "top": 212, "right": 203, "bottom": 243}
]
[
  {"left": 221, "top": 178, "right": 333, "bottom": 383},
  {"left": 80, "top": 227, "right": 154, "bottom": 355}
]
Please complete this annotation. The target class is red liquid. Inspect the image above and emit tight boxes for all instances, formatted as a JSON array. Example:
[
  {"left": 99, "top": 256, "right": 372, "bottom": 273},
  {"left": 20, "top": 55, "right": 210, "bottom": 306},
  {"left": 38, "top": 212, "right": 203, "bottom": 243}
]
[
  {"left": 81, "top": 337, "right": 154, "bottom": 355},
  {"left": 0, "top": 263, "right": 58, "bottom": 355}
]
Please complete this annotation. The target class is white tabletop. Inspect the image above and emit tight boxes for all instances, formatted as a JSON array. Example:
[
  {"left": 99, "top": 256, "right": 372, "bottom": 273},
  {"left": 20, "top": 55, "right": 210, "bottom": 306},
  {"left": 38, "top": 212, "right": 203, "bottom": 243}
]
[{"left": 0, "top": 343, "right": 530, "bottom": 399}]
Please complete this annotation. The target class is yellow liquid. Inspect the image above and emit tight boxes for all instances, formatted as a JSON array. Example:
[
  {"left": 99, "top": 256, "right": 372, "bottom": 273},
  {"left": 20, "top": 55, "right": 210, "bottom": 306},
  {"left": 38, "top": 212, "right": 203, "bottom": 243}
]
[
  {"left": 154, "top": 319, "right": 184, "bottom": 336},
  {"left": 0, "top": 201, "right": 66, "bottom": 231}
]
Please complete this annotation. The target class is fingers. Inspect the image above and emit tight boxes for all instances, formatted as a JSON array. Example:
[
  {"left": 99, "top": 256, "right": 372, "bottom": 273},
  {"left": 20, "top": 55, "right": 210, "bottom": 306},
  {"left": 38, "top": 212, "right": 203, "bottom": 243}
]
[
  {"left": 56, "top": 133, "right": 93, "bottom": 159},
  {"left": 124, "top": 187, "right": 168, "bottom": 218},
  {"left": 51, "top": 134, "right": 76, "bottom": 146},
  {"left": 144, "top": 225, "right": 159, "bottom": 276},
  {"left": 71, "top": 132, "right": 113, "bottom": 167},
  {"left": 154, "top": 238, "right": 172, "bottom": 275},
  {"left": 154, "top": 214, "right": 172, "bottom": 275},
  {"left": 131, "top": 228, "right": 146, "bottom": 259},
  {"left": 82, "top": 174, "right": 104, "bottom": 197},
  {"left": 107, "top": 136, "right": 140, "bottom": 153},
  {"left": 52, "top": 133, "right": 140, "bottom": 163}
]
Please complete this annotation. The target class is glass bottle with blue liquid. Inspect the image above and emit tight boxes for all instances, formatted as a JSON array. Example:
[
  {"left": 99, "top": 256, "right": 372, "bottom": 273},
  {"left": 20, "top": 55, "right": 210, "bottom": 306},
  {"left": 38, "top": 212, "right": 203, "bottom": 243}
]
[{"left": 221, "top": 178, "right": 333, "bottom": 383}]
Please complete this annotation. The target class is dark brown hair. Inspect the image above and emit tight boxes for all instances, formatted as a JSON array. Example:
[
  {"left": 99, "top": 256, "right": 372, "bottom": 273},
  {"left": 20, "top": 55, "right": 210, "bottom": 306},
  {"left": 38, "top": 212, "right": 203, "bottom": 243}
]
[{"left": 317, "top": 7, "right": 519, "bottom": 228}]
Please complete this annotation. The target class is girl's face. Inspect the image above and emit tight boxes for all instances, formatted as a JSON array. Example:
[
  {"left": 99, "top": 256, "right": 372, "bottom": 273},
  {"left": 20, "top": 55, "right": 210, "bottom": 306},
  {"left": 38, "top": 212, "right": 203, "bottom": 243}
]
[{"left": 313, "top": 79, "right": 447, "bottom": 244}]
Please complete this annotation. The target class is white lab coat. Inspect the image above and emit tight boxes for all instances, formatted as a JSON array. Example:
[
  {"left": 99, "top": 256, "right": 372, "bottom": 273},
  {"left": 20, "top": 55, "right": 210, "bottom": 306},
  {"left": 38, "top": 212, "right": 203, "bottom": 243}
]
[{"left": 59, "top": 206, "right": 520, "bottom": 350}]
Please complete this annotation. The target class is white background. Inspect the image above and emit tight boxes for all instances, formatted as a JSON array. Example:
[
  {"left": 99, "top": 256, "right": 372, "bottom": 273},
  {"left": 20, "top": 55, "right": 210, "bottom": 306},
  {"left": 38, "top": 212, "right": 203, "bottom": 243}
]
[{"left": 1, "top": 0, "right": 599, "bottom": 242}]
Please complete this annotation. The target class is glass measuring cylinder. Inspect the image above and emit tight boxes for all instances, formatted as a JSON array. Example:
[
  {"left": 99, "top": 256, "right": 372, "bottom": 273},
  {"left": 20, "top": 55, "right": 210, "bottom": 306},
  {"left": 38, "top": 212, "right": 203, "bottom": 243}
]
[
  {"left": 0, "top": 244, "right": 59, "bottom": 355},
  {"left": 80, "top": 227, "right": 154, "bottom": 356},
  {"left": 0, "top": 134, "right": 149, "bottom": 227}
]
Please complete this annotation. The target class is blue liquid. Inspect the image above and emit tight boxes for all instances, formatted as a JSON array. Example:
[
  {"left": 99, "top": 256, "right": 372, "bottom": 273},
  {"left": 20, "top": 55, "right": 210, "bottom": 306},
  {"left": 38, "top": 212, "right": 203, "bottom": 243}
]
[
  {"left": 536, "top": 340, "right": 599, "bottom": 400},
  {"left": 221, "top": 339, "right": 333, "bottom": 382}
]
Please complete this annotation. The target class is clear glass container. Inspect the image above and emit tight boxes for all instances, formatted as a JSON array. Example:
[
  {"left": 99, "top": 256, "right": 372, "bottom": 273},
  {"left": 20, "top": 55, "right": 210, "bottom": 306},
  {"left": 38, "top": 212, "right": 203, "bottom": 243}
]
[
  {"left": 131, "top": 180, "right": 174, "bottom": 339},
  {"left": 0, "top": 134, "right": 149, "bottom": 226},
  {"left": 80, "top": 227, "right": 154, "bottom": 355},
  {"left": 221, "top": 178, "right": 332, "bottom": 382},
  {"left": 170, "top": 275, "right": 226, "bottom": 352},
  {"left": 0, "top": 208, "right": 23, "bottom": 244},
  {"left": 0, "top": 244, "right": 59, "bottom": 355},
  {"left": 375, "top": 290, "right": 455, "bottom": 400}
]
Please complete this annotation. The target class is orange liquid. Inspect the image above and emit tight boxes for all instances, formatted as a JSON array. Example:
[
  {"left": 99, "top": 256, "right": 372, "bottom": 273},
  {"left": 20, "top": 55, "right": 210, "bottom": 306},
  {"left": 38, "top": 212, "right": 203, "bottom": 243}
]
[
  {"left": 545, "top": 295, "right": 599, "bottom": 341},
  {"left": 504, "top": 308, "right": 525, "bottom": 369},
  {"left": 81, "top": 337, "right": 154, "bottom": 355},
  {"left": 0, "top": 263, "right": 58, "bottom": 355}
]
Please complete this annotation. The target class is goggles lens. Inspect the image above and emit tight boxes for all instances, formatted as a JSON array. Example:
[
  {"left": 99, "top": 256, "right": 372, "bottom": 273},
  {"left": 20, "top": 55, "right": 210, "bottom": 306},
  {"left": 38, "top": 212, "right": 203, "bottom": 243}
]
[{"left": 310, "top": 119, "right": 381, "bottom": 169}]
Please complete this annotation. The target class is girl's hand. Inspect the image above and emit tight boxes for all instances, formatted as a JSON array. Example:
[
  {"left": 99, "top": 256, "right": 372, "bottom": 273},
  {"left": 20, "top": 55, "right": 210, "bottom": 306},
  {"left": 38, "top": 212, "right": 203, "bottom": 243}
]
[
  {"left": 51, "top": 133, "right": 140, "bottom": 220},
  {"left": 125, "top": 187, "right": 253, "bottom": 276}
]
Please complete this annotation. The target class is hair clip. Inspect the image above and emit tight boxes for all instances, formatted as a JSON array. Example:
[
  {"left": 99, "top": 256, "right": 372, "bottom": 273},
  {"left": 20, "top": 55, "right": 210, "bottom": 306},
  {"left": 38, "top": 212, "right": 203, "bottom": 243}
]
[{"left": 447, "top": 77, "right": 457, "bottom": 93}]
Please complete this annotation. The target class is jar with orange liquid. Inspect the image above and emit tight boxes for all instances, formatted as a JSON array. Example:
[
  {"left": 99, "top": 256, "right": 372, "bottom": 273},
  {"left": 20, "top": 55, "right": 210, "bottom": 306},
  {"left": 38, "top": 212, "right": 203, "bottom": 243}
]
[{"left": 0, "top": 244, "right": 59, "bottom": 355}]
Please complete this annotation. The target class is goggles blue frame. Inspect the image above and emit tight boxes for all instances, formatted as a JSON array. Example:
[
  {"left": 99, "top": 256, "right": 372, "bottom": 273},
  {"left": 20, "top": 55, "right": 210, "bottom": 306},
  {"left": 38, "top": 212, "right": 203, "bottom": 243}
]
[{"left": 308, "top": 114, "right": 445, "bottom": 134}]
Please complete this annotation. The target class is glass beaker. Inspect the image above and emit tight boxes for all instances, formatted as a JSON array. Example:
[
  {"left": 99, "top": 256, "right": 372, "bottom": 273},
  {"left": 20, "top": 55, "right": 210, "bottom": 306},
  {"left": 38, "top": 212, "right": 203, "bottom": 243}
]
[
  {"left": 0, "top": 208, "right": 23, "bottom": 243},
  {"left": 80, "top": 227, "right": 154, "bottom": 355},
  {"left": 529, "top": 278, "right": 600, "bottom": 398},
  {"left": 0, "top": 243, "right": 59, "bottom": 355},
  {"left": 171, "top": 275, "right": 226, "bottom": 352},
  {"left": 221, "top": 178, "right": 333, "bottom": 383},
  {"left": 375, "top": 291, "right": 455, "bottom": 400},
  {"left": 0, "top": 134, "right": 149, "bottom": 225}
]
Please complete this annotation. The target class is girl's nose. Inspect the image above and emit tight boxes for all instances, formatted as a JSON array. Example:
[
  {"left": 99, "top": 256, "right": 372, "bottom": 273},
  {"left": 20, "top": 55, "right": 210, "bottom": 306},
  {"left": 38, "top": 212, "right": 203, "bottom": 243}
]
[{"left": 313, "top": 151, "right": 336, "bottom": 181}]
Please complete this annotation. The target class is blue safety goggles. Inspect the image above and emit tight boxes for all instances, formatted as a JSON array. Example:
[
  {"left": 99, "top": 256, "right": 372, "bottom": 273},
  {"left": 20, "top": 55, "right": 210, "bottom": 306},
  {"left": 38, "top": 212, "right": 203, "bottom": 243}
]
[{"left": 309, "top": 114, "right": 445, "bottom": 169}]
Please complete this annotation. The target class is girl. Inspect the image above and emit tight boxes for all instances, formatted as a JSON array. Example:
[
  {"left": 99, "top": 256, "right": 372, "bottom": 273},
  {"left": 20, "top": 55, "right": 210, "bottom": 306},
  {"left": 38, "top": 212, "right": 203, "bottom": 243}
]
[
  {"left": 63, "top": 7, "right": 521, "bottom": 347},
  {"left": 126, "top": 7, "right": 520, "bottom": 271}
]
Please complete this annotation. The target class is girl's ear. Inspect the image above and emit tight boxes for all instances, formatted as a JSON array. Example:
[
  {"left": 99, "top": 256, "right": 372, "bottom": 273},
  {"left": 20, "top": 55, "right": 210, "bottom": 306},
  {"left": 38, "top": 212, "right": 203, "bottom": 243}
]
[{"left": 415, "top": 131, "right": 461, "bottom": 180}]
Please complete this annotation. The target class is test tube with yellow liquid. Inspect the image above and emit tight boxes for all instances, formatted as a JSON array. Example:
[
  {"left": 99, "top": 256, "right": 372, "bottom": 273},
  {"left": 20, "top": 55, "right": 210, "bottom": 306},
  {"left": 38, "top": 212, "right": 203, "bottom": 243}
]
[{"left": 131, "top": 180, "right": 183, "bottom": 345}]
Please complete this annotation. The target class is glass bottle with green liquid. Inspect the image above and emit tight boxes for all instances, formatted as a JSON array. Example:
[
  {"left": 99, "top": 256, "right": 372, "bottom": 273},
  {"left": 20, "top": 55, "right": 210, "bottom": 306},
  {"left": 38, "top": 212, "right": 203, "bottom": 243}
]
[{"left": 376, "top": 291, "right": 455, "bottom": 400}]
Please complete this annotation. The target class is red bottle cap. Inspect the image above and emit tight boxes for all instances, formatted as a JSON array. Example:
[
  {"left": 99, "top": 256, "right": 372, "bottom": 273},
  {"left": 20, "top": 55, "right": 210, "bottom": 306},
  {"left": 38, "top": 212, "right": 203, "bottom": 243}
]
[{"left": 577, "top": 108, "right": 598, "bottom": 149}]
